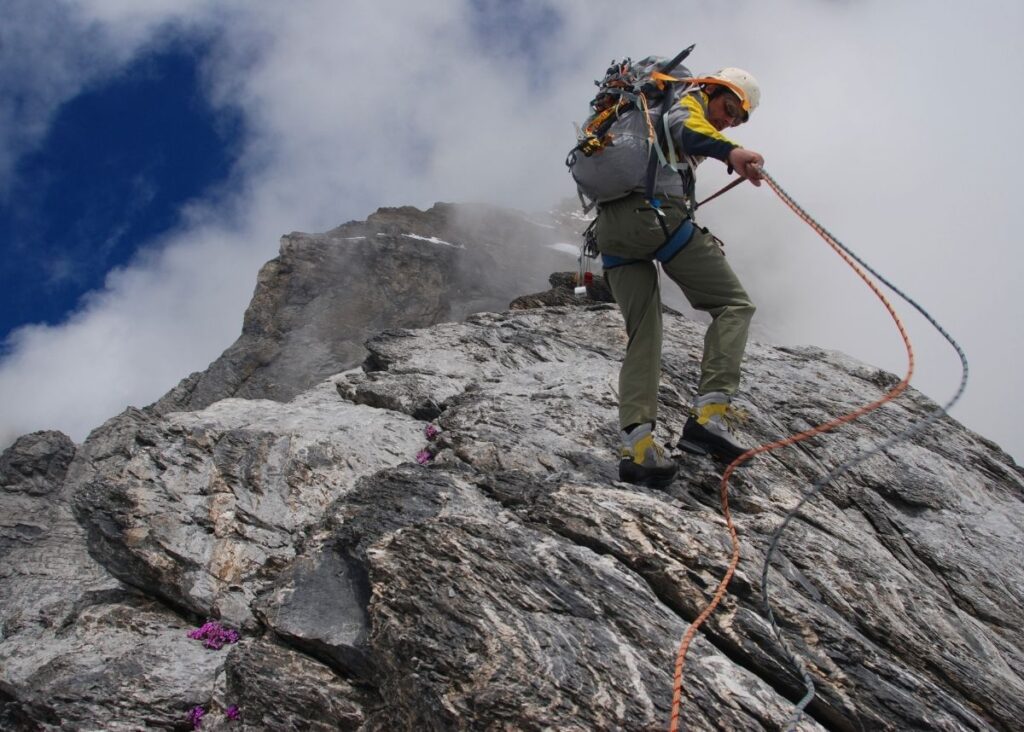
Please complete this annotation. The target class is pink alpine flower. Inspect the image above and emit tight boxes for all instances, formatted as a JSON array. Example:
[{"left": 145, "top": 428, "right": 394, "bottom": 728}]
[
  {"left": 415, "top": 449, "right": 432, "bottom": 465},
  {"left": 187, "top": 620, "right": 240, "bottom": 650}
]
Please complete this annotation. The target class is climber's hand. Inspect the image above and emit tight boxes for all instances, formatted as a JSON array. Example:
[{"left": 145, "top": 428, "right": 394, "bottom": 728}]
[{"left": 728, "top": 148, "right": 764, "bottom": 187}]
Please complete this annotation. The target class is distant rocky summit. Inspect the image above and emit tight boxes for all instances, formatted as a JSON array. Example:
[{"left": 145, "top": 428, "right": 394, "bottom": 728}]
[
  {"left": 2, "top": 204, "right": 1023, "bottom": 731},
  {"left": 154, "top": 202, "right": 586, "bottom": 414}
]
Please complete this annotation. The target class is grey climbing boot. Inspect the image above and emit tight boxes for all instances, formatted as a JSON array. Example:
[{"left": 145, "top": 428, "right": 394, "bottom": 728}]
[
  {"left": 619, "top": 423, "right": 678, "bottom": 489},
  {"left": 679, "top": 392, "right": 752, "bottom": 462}
]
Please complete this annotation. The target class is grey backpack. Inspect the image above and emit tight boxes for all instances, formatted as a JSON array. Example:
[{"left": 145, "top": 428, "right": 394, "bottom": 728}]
[{"left": 567, "top": 47, "right": 696, "bottom": 211}]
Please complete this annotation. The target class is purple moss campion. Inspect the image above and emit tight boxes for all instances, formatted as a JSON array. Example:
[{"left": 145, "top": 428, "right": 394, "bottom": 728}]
[
  {"left": 187, "top": 705, "right": 205, "bottom": 729},
  {"left": 425, "top": 424, "right": 441, "bottom": 440},
  {"left": 415, "top": 449, "right": 432, "bottom": 465},
  {"left": 187, "top": 621, "right": 240, "bottom": 650},
  {"left": 226, "top": 705, "right": 241, "bottom": 720}
]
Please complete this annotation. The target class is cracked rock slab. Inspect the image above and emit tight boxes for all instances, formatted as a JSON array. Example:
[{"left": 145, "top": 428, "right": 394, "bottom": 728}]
[
  {"left": 71, "top": 380, "right": 428, "bottom": 629},
  {"left": 328, "top": 466, "right": 819, "bottom": 731},
  {"left": 335, "top": 306, "right": 1024, "bottom": 730}
]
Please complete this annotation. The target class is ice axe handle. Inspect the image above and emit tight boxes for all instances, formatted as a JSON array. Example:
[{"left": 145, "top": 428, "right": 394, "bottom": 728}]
[
  {"left": 659, "top": 44, "right": 695, "bottom": 76},
  {"left": 639, "top": 43, "right": 695, "bottom": 99}
]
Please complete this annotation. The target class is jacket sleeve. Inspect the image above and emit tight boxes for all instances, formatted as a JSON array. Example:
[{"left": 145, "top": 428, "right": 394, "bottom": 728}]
[{"left": 667, "top": 94, "right": 739, "bottom": 163}]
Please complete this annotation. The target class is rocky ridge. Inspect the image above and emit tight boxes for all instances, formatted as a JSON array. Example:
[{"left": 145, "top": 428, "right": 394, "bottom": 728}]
[{"left": 2, "top": 205, "right": 1023, "bottom": 730}]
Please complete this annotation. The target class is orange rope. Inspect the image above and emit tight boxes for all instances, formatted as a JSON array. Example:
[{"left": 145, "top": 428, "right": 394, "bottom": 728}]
[{"left": 668, "top": 173, "right": 915, "bottom": 731}]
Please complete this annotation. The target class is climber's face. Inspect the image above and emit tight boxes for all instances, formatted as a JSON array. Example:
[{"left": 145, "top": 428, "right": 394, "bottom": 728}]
[{"left": 707, "top": 89, "right": 746, "bottom": 131}]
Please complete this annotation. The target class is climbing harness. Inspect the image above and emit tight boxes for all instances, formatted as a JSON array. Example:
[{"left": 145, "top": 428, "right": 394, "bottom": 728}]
[
  {"left": 667, "top": 168, "right": 969, "bottom": 732},
  {"left": 600, "top": 216, "right": 695, "bottom": 270}
]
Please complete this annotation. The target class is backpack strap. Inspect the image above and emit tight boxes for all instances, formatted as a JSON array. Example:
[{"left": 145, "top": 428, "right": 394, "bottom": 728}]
[{"left": 642, "top": 45, "right": 696, "bottom": 210}]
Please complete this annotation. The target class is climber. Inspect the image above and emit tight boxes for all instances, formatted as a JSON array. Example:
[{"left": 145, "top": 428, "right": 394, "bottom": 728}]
[{"left": 598, "top": 67, "right": 765, "bottom": 486}]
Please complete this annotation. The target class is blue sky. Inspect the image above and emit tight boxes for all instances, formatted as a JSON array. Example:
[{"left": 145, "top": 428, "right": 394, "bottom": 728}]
[
  {"left": 1, "top": 0, "right": 1022, "bottom": 463},
  {"left": 1, "top": 40, "right": 241, "bottom": 341}
]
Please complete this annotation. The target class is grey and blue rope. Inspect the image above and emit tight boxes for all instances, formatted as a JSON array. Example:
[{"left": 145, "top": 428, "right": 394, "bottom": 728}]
[{"left": 758, "top": 169, "right": 969, "bottom": 729}]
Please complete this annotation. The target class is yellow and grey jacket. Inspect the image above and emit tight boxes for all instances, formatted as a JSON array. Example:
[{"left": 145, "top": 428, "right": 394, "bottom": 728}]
[
  {"left": 655, "top": 88, "right": 739, "bottom": 202},
  {"left": 668, "top": 89, "right": 739, "bottom": 168}
]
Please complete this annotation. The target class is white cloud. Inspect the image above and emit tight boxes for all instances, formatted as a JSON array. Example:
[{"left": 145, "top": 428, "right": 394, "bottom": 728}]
[
  {"left": 1, "top": 0, "right": 1021, "bottom": 462},
  {"left": 0, "top": 2, "right": 107, "bottom": 193}
]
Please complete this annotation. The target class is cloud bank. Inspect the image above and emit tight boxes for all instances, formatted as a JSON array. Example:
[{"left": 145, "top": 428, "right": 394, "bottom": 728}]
[{"left": 1, "top": 0, "right": 1021, "bottom": 462}]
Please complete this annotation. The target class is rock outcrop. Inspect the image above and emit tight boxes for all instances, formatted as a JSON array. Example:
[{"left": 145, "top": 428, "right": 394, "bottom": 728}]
[
  {"left": 509, "top": 271, "right": 615, "bottom": 309},
  {"left": 4, "top": 296, "right": 1022, "bottom": 730}
]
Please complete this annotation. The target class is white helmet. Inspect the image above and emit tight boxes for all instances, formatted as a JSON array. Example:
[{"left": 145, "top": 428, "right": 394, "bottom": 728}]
[{"left": 706, "top": 67, "right": 761, "bottom": 116}]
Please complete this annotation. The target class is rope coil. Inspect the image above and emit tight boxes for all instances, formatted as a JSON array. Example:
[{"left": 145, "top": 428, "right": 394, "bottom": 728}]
[{"left": 668, "top": 168, "right": 969, "bottom": 731}]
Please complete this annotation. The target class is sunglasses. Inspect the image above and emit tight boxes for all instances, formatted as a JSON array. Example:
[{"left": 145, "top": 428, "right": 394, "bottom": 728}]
[{"left": 722, "top": 95, "right": 746, "bottom": 125}]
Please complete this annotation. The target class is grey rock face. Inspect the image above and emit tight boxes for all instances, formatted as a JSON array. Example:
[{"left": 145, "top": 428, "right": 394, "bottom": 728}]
[
  {"left": 334, "top": 307, "right": 1024, "bottom": 730},
  {"left": 4, "top": 298, "right": 1022, "bottom": 729},
  {"left": 0, "top": 432, "right": 227, "bottom": 730},
  {"left": 155, "top": 203, "right": 581, "bottom": 414},
  {"left": 73, "top": 382, "right": 426, "bottom": 630},
  {"left": 328, "top": 465, "right": 805, "bottom": 730},
  {"left": 217, "top": 640, "right": 369, "bottom": 730},
  {"left": 0, "top": 391, "right": 404, "bottom": 729},
  {"left": 0, "top": 430, "right": 75, "bottom": 497},
  {"left": 255, "top": 541, "right": 372, "bottom": 677}
]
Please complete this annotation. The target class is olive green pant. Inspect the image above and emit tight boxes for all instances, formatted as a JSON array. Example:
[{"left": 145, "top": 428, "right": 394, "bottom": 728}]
[{"left": 596, "top": 193, "right": 755, "bottom": 429}]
